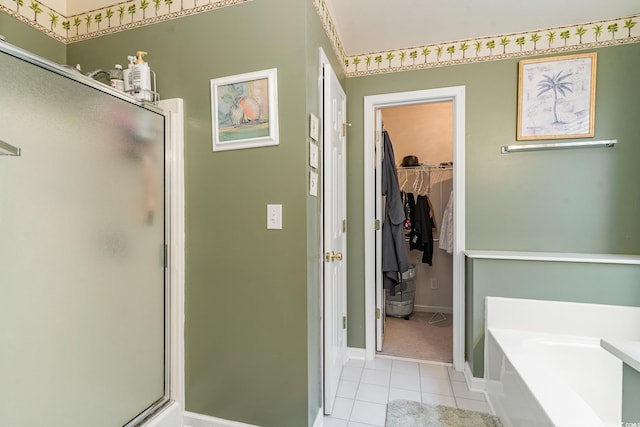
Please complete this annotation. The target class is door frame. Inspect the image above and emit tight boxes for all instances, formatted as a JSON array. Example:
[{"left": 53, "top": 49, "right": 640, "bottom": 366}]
[
  {"left": 146, "top": 98, "right": 185, "bottom": 427},
  {"left": 363, "top": 87, "right": 466, "bottom": 371}
]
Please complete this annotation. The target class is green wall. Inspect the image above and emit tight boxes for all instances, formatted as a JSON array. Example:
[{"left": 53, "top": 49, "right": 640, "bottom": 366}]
[
  {"left": 0, "top": 11, "right": 65, "bottom": 63},
  {"left": 468, "top": 258, "right": 640, "bottom": 376},
  {"left": 63, "top": 1, "right": 336, "bottom": 426},
  {"left": 345, "top": 43, "right": 640, "bottom": 349}
]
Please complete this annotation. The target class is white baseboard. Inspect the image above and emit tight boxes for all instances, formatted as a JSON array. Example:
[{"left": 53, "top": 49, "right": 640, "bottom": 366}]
[
  {"left": 464, "top": 361, "right": 485, "bottom": 392},
  {"left": 347, "top": 347, "right": 366, "bottom": 360},
  {"left": 413, "top": 305, "right": 453, "bottom": 314},
  {"left": 463, "top": 362, "right": 498, "bottom": 415},
  {"left": 143, "top": 401, "right": 183, "bottom": 427},
  {"left": 184, "top": 409, "right": 323, "bottom": 427},
  {"left": 184, "top": 411, "right": 260, "bottom": 427},
  {"left": 312, "top": 408, "right": 323, "bottom": 427}
]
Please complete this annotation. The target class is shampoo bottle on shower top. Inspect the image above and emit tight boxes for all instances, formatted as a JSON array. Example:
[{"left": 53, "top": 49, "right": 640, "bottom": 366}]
[
  {"left": 123, "top": 55, "right": 135, "bottom": 94},
  {"left": 131, "top": 51, "right": 152, "bottom": 101}
]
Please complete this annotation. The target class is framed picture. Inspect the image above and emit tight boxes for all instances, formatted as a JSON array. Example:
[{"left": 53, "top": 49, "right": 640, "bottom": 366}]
[
  {"left": 211, "top": 68, "right": 278, "bottom": 151},
  {"left": 517, "top": 53, "right": 597, "bottom": 140}
]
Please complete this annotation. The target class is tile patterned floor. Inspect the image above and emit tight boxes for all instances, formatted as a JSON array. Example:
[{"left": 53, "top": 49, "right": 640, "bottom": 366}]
[{"left": 323, "top": 357, "right": 493, "bottom": 427}]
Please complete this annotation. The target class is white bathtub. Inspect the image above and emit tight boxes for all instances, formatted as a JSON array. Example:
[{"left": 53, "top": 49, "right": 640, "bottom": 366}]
[
  {"left": 484, "top": 297, "right": 640, "bottom": 427},
  {"left": 486, "top": 329, "right": 621, "bottom": 426}
]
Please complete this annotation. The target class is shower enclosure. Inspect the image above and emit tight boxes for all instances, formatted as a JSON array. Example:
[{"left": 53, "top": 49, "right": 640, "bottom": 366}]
[{"left": 0, "top": 41, "right": 170, "bottom": 427}]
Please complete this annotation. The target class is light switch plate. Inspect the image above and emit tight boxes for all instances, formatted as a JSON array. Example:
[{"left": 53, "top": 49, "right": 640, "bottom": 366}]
[
  {"left": 267, "top": 204, "right": 282, "bottom": 229},
  {"left": 309, "top": 113, "right": 319, "bottom": 141},
  {"left": 310, "top": 142, "right": 319, "bottom": 169},
  {"left": 309, "top": 171, "right": 318, "bottom": 197}
]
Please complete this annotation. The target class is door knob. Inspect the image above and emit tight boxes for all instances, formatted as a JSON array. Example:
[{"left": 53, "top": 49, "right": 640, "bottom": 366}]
[{"left": 325, "top": 251, "right": 344, "bottom": 262}]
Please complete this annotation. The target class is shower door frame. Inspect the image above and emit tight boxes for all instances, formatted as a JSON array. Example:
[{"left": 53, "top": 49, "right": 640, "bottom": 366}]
[{"left": 0, "top": 41, "right": 185, "bottom": 427}]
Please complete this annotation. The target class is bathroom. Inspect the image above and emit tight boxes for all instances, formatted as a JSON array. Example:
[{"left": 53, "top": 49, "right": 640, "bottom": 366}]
[{"left": 2, "top": 2, "right": 640, "bottom": 426}]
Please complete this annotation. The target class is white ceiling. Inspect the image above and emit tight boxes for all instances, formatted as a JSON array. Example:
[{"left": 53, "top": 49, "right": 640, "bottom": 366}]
[{"left": 324, "top": 0, "right": 640, "bottom": 55}]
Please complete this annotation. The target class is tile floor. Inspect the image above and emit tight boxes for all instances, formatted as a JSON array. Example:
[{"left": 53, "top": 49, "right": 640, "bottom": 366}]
[{"left": 323, "top": 357, "right": 493, "bottom": 427}]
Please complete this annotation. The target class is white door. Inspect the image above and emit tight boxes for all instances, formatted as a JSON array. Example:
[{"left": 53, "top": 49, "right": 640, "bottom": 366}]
[
  {"left": 375, "top": 110, "right": 385, "bottom": 352},
  {"left": 323, "top": 60, "right": 347, "bottom": 415}
]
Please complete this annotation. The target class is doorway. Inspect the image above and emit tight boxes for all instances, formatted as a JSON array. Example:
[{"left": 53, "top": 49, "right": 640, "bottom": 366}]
[
  {"left": 363, "top": 87, "right": 466, "bottom": 372},
  {"left": 378, "top": 101, "right": 454, "bottom": 363}
]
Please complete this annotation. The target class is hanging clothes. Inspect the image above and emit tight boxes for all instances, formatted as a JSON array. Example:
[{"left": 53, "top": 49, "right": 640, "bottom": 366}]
[
  {"left": 439, "top": 189, "right": 454, "bottom": 254},
  {"left": 402, "top": 191, "right": 415, "bottom": 235},
  {"left": 381, "top": 130, "right": 409, "bottom": 295},
  {"left": 409, "top": 194, "right": 437, "bottom": 265}
]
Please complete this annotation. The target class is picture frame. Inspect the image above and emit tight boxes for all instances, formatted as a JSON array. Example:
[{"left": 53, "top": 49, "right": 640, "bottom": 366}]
[
  {"left": 211, "top": 68, "right": 279, "bottom": 151},
  {"left": 517, "top": 53, "right": 597, "bottom": 141}
]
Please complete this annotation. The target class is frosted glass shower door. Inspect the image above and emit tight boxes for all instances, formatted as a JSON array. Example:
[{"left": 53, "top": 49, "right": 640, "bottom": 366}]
[{"left": 0, "top": 46, "right": 167, "bottom": 427}]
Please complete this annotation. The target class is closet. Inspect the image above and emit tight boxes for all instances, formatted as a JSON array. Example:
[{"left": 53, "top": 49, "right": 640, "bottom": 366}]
[{"left": 379, "top": 101, "right": 454, "bottom": 363}]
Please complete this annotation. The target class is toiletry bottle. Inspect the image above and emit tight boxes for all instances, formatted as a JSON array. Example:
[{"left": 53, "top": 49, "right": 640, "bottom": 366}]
[
  {"left": 123, "top": 55, "right": 136, "bottom": 94},
  {"left": 131, "top": 51, "right": 152, "bottom": 101},
  {"left": 109, "top": 64, "right": 125, "bottom": 92}
]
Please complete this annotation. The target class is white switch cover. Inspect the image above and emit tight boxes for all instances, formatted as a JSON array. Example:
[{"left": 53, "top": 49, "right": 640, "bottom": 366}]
[
  {"left": 267, "top": 204, "right": 282, "bottom": 229},
  {"left": 309, "top": 171, "right": 318, "bottom": 197},
  {"left": 309, "top": 142, "right": 319, "bottom": 169}
]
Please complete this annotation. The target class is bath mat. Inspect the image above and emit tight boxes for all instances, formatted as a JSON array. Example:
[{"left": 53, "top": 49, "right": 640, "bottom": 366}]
[{"left": 385, "top": 399, "right": 502, "bottom": 427}]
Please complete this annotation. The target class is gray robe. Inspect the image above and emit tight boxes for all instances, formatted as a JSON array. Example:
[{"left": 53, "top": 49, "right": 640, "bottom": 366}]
[{"left": 381, "top": 131, "right": 409, "bottom": 294}]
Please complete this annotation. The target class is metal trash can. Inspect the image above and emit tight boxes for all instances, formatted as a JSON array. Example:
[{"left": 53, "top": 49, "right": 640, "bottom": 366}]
[{"left": 385, "top": 265, "right": 416, "bottom": 319}]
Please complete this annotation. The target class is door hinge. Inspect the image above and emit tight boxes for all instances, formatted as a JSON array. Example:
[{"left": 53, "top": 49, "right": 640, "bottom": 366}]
[
  {"left": 374, "top": 219, "right": 381, "bottom": 231},
  {"left": 376, "top": 308, "right": 381, "bottom": 320},
  {"left": 342, "top": 316, "right": 347, "bottom": 329},
  {"left": 342, "top": 122, "right": 347, "bottom": 137},
  {"left": 342, "top": 219, "right": 347, "bottom": 233},
  {"left": 376, "top": 130, "right": 380, "bottom": 143},
  {"left": 163, "top": 243, "right": 168, "bottom": 268}
]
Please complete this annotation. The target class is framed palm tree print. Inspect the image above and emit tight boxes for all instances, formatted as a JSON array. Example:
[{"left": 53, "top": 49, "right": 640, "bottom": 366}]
[
  {"left": 211, "top": 68, "right": 278, "bottom": 151},
  {"left": 517, "top": 52, "right": 597, "bottom": 140}
]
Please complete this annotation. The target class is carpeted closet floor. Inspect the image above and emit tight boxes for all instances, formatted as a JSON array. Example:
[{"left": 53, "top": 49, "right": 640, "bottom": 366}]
[{"left": 379, "top": 311, "right": 453, "bottom": 363}]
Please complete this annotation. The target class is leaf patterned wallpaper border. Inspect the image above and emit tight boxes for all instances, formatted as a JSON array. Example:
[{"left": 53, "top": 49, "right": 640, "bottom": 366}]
[
  {"left": 0, "top": 0, "right": 251, "bottom": 43},
  {"left": 312, "top": 0, "right": 640, "bottom": 76},
  {"left": 1, "top": 0, "right": 637, "bottom": 72}
]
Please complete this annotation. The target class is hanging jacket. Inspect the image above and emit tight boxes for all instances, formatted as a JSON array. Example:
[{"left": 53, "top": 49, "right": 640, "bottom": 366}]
[
  {"left": 410, "top": 195, "right": 436, "bottom": 265},
  {"left": 381, "top": 130, "right": 409, "bottom": 295},
  {"left": 439, "top": 190, "right": 454, "bottom": 254}
]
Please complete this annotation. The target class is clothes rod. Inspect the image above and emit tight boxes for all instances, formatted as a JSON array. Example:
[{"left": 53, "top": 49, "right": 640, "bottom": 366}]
[
  {"left": 501, "top": 139, "right": 617, "bottom": 154},
  {"left": 0, "top": 139, "right": 20, "bottom": 156},
  {"left": 397, "top": 166, "right": 453, "bottom": 171}
]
